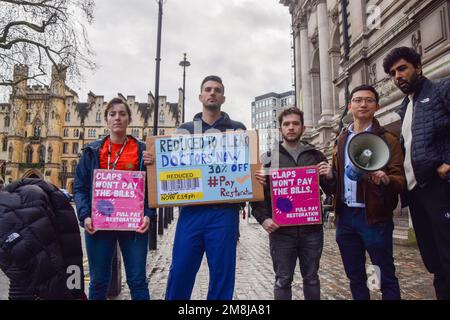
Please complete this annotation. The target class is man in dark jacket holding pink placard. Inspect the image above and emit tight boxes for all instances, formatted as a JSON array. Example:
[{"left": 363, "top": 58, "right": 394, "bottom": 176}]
[{"left": 251, "top": 107, "right": 333, "bottom": 300}]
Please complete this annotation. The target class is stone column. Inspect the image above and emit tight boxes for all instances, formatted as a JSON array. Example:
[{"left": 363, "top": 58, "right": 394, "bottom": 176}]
[
  {"left": 299, "top": 13, "right": 313, "bottom": 129},
  {"left": 329, "top": 47, "right": 341, "bottom": 114},
  {"left": 350, "top": 0, "right": 365, "bottom": 42},
  {"left": 317, "top": 0, "right": 334, "bottom": 122},
  {"left": 293, "top": 24, "right": 302, "bottom": 109}
]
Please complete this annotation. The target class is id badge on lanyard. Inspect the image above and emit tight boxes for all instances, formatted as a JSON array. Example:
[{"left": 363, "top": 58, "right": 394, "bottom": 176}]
[{"left": 108, "top": 137, "right": 128, "bottom": 170}]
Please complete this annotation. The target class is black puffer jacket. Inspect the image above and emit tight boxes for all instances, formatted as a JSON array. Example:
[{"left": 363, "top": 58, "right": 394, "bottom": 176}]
[
  {"left": 0, "top": 179, "right": 84, "bottom": 300},
  {"left": 396, "top": 77, "right": 450, "bottom": 186}
]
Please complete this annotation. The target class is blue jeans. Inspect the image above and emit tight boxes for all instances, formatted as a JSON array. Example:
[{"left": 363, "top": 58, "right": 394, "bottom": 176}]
[
  {"left": 335, "top": 206, "right": 400, "bottom": 300},
  {"left": 85, "top": 231, "right": 149, "bottom": 300},
  {"left": 165, "top": 205, "right": 239, "bottom": 300},
  {"left": 270, "top": 228, "right": 323, "bottom": 300}
]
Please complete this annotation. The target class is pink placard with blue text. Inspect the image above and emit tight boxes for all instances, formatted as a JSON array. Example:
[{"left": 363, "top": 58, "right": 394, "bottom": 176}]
[
  {"left": 92, "top": 169, "right": 145, "bottom": 231},
  {"left": 270, "top": 166, "right": 322, "bottom": 226}
]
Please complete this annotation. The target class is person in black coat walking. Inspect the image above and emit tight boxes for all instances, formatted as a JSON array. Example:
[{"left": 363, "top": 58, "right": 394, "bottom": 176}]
[{"left": 0, "top": 178, "right": 85, "bottom": 300}]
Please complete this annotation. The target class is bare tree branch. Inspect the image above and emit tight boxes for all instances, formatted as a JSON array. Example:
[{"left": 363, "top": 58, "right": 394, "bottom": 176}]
[
  {"left": 0, "top": 0, "right": 62, "bottom": 12},
  {"left": 0, "top": 0, "right": 95, "bottom": 89},
  {"left": 0, "top": 72, "right": 46, "bottom": 86},
  {"left": 0, "top": 13, "right": 57, "bottom": 43}
]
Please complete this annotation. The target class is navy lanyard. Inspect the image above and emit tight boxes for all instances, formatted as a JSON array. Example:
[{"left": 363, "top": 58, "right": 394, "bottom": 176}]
[{"left": 107, "top": 136, "right": 128, "bottom": 170}]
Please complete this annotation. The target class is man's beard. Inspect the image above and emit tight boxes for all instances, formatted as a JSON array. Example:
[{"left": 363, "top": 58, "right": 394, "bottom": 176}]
[
  {"left": 397, "top": 73, "right": 421, "bottom": 94},
  {"left": 204, "top": 104, "right": 221, "bottom": 111},
  {"left": 282, "top": 133, "right": 301, "bottom": 143}
]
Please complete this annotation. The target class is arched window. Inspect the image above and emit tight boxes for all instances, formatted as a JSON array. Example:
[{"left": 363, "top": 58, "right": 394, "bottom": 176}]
[
  {"left": 34, "top": 125, "right": 41, "bottom": 137},
  {"left": 26, "top": 112, "right": 31, "bottom": 123},
  {"left": 96, "top": 111, "right": 101, "bottom": 123},
  {"left": 63, "top": 128, "right": 68, "bottom": 137},
  {"left": 25, "top": 145, "right": 33, "bottom": 163},
  {"left": 4, "top": 116, "right": 10, "bottom": 127},
  {"left": 47, "top": 146, "right": 53, "bottom": 163},
  {"left": 72, "top": 143, "right": 78, "bottom": 154},
  {"left": 73, "top": 129, "right": 79, "bottom": 138},
  {"left": 61, "top": 160, "right": 68, "bottom": 173},
  {"left": 71, "top": 160, "right": 77, "bottom": 173},
  {"left": 65, "top": 111, "right": 71, "bottom": 122},
  {"left": 159, "top": 111, "right": 165, "bottom": 124},
  {"left": 131, "top": 129, "right": 139, "bottom": 137},
  {"left": 2, "top": 136, "right": 7, "bottom": 152},
  {"left": 8, "top": 146, "right": 13, "bottom": 161},
  {"left": 38, "top": 146, "right": 45, "bottom": 164}
]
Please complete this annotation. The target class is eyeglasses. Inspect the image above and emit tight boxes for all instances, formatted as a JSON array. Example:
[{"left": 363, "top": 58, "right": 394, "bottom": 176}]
[{"left": 351, "top": 97, "right": 377, "bottom": 105}]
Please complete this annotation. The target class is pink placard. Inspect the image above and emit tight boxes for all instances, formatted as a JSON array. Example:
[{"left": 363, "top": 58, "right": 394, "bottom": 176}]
[
  {"left": 270, "top": 166, "right": 322, "bottom": 226},
  {"left": 92, "top": 169, "right": 146, "bottom": 231}
]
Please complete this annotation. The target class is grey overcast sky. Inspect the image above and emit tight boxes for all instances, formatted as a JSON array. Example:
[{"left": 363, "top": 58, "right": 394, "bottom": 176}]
[{"left": 79, "top": 0, "right": 293, "bottom": 128}]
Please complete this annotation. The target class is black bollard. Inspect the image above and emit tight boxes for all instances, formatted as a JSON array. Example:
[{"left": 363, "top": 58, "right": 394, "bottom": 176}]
[
  {"left": 149, "top": 215, "right": 157, "bottom": 250},
  {"left": 163, "top": 207, "right": 169, "bottom": 228},
  {"left": 107, "top": 243, "right": 122, "bottom": 297},
  {"left": 158, "top": 208, "right": 164, "bottom": 235}
]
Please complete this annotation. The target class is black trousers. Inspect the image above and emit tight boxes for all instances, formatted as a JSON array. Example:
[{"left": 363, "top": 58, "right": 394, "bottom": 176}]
[
  {"left": 269, "top": 228, "right": 323, "bottom": 300},
  {"left": 408, "top": 177, "right": 450, "bottom": 300}
]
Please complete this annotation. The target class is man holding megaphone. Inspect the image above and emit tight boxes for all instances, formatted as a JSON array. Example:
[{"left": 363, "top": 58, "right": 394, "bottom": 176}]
[{"left": 318, "top": 85, "right": 406, "bottom": 300}]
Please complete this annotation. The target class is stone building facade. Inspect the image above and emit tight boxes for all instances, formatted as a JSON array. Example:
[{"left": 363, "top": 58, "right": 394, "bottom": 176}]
[
  {"left": 281, "top": 0, "right": 450, "bottom": 154},
  {"left": 251, "top": 91, "right": 295, "bottom": 154},
  {"left": 0, "top": 65, "right": 182, "bottom": 192},
  {"left": 280, "top": 0, "right": 450, "bottom": 243}
]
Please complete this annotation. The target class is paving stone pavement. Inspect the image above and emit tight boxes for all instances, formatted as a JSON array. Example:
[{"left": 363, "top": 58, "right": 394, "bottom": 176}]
[
  {"left": 112, "top": 211, "right": 436, "bottom": 300},
  {"left": 0, "top": 210, "right": 435, "bottom": 300}
]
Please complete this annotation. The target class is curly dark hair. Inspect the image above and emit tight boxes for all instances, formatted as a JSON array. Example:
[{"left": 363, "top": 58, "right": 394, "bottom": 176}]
[
  {"left": 278, "top": 107, "right": 304, "bottom": 127},
  {"left": 382, "top": 47, "right": 422, "bottom": 74}
]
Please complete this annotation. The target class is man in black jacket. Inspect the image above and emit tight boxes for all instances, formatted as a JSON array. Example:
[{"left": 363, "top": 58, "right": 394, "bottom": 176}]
[
  {"left": 251, "top": 107, "right": 332, "bottom": 300},
  {"left": 383, "top": 47, "right": 450, "bottom": 299}
]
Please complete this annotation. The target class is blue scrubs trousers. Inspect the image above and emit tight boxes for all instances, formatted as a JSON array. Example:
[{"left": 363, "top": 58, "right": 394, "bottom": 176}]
[{"left": 165, "top": 205, "right": 239, "bottom": 300}]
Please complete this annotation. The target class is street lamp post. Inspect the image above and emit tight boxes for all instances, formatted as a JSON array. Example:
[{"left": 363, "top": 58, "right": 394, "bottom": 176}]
[
  {"left": 178, "top": 53, "right": 190, "bottom": 123},
  {"left": 149, "top": 0, "right": 165, "bottom": 251},
  {"left": 152, "top": 0, "right": 164, "bottom": 137}
]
